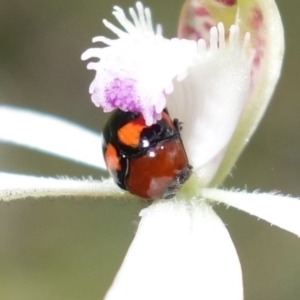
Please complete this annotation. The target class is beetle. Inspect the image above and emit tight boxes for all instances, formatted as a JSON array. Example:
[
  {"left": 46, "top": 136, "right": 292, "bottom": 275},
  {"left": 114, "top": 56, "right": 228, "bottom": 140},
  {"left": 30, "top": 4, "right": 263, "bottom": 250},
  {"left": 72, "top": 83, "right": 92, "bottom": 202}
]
[{"left": 102, "top": 109, "right": 192, "bottom": 200}]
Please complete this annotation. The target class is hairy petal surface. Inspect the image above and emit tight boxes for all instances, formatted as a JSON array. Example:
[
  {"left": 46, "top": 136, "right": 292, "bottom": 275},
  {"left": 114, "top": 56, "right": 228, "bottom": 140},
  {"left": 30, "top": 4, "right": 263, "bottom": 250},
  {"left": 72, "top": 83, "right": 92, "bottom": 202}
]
[
  {"left": 0, "top": 106, "right": 106, "bottom": 170},
  {"left": 0, "top": 172, "right": 125, "bottom": 201},
  {"left": 104, "top": 200, "right": 243, "bottom": 300},
  {"left": 202, "top": 188, "right": 300, "bottom": 236}
]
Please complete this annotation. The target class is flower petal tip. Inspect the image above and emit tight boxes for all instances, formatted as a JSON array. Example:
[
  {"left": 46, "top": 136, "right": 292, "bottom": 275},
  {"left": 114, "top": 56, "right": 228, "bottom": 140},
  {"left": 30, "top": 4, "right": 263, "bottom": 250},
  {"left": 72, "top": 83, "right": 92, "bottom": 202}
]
[{"left": 104, "top": 200, "right": 243, "bottom": 300}]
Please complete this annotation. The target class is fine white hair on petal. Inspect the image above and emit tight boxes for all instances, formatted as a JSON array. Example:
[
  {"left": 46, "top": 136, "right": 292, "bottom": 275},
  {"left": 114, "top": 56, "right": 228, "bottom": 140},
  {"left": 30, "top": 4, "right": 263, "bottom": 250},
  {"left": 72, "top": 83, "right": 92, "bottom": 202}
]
[
  {"left": 92, "top": 36, "right": 113, "bottom": 45},
  {"left": 136, "top": 2, "right": 147, "bottom": 30},
  {"left": 81, "top": 2, "right": 156, "bottom": 63},
  {"left": 144, "top": 7, "right": 153, "bottom": 32},
  {"left": 156, "top": 24, "right": 163, "bottom": 35},
  {"left": 81, "top": 48, "right": 103, "bottom": 60},
  {"left": 91, "top": 2, "right": 155, "bottom": 51},
  {"left": 0, "top": 172, "right": 125, "bottom": 201},
  {"left": 129, "top": 7, "right": 141, "bottom": 29},
  {"left": 167, "top": 23, "right": 253, "bottom": 185},
  {"left": 103, "top": 19, "right": 127, "bottom": 37},
  {"left": 104, "top": 200, "right": 243, "bottom": 300},
  {"left": 112, "top": 6, "right": 137, "bottom": 33},
  {"left": 217, "top": 22, "right": 225, "bottom": 48},
  {"left": 197, "top": 38, "right": 206, "bottom": 53},
  {"left": 209, "top": 26, "right": 218, "bottom": 51},
  {"left": 128, "top": 2, "right": 153, "bottom": 32},
  {"left": 86, "top": 62, "right": 98, "bottom": 70},
  {"left": 202, "top": 188, "right": 300, "bottom": 237},
  {"left": 0, "top": 106, "right": 106, "bottom": 170}
]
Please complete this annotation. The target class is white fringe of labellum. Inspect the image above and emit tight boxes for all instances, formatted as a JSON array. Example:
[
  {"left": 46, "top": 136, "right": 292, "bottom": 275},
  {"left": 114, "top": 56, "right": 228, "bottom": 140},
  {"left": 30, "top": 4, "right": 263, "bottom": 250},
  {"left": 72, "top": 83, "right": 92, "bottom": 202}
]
[{"left": 81, "top": 2, "right": 196, "bottom": 126}]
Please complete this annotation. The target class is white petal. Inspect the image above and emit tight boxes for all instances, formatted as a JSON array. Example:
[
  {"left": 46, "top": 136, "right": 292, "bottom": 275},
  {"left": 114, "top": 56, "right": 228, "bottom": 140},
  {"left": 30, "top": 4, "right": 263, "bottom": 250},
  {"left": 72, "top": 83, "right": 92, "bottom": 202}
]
[
  {"left": 0, "top": 106, "right": 106, "bottom": 170},
  {"left": 168, "top": 24, "right": 252, "bottom": 185},
  {"left": 104, "top": 200, "right": 243, "bottom": 300},
  {"left": 211, "top": 0, "right": 285, "bottom": 185},
  {"left": 176, "top": 0, "right": 284, "bottom": 186},
  {"left": 0, "top": 172, "right": 125, "bottom": 201},
  {"left": 202, "top": 188, "right": 300, "bottom": 237}
]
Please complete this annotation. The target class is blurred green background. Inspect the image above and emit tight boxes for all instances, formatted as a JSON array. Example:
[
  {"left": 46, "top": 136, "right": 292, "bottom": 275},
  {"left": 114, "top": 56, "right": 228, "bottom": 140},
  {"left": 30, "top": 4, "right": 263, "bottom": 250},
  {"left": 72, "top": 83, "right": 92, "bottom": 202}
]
[{"left": 0, "top": 0, "right": 299, "bottom": 299}]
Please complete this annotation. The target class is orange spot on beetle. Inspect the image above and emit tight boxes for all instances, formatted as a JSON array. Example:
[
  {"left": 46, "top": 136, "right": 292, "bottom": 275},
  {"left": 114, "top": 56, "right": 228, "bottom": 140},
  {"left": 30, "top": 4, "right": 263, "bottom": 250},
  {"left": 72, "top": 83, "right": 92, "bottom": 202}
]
[
  {"left": 117, "top": 114, "right": 147, "bottom": 147},
  {"left": 105, "top": 143, "right": 121, "bottom": 171}
]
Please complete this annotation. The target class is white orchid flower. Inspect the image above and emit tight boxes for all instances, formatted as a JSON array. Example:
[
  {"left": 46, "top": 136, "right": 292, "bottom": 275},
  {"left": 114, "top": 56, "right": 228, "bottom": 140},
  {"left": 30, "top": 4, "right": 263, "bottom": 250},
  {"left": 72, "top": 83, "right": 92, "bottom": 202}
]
[{"left": 0, "top": 1, "right": 298, "bottom": 300}]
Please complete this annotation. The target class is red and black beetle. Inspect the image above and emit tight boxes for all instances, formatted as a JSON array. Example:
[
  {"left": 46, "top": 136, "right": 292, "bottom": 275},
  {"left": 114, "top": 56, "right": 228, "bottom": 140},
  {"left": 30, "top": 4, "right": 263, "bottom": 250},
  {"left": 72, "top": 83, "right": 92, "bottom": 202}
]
[{"left": 102, "top": 109, "right": 192, "bottom": 200}]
